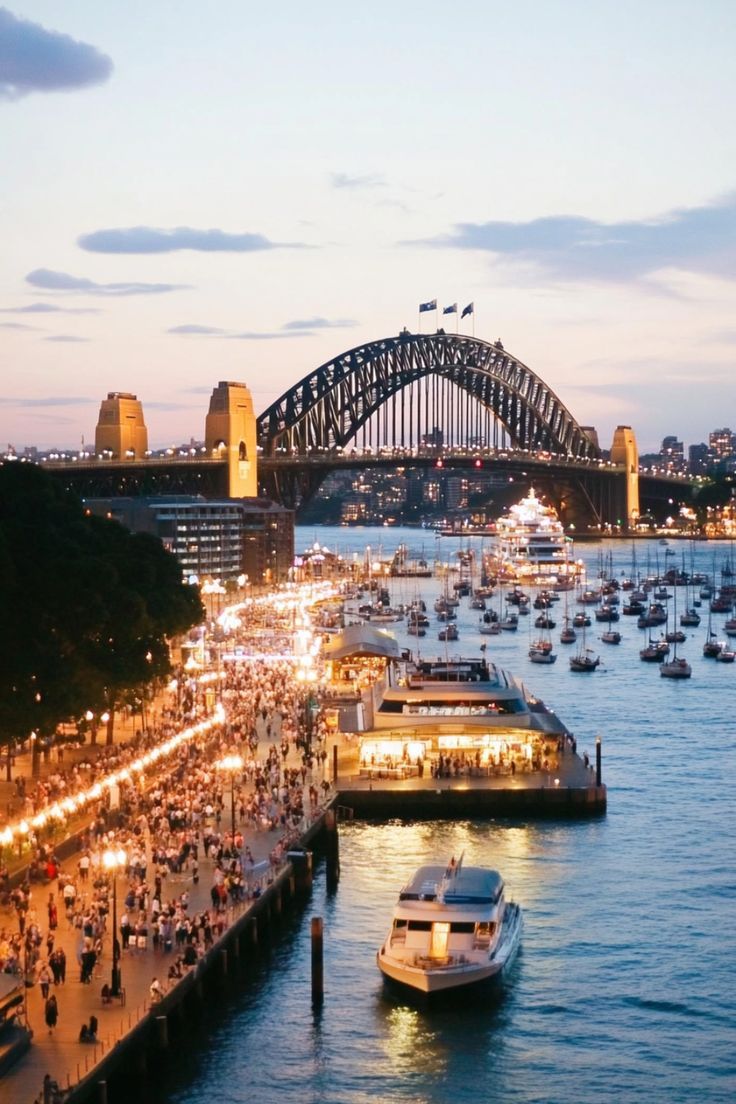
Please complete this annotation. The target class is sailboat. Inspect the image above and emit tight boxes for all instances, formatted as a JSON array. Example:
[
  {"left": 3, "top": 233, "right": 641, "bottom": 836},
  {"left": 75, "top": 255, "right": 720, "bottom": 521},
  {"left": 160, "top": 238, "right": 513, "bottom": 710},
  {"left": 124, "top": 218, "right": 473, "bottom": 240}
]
[
  {"left": 661, "top": 582, "right": 691, "bottom": 678},
  {"left": 559, "top": 580, "right": 576, "bottom": 644},
  {"left": 529, "top": 593, "right": 557, "bottom": 664},
  {"left": 569, "top": 619, "right": 599, "bottom": 672},
  {"left": 601, "top": 604, "right": 622, "bottom": 645},
  {"left": 703, "top": 605, "right": 722, "bottom": 658}
]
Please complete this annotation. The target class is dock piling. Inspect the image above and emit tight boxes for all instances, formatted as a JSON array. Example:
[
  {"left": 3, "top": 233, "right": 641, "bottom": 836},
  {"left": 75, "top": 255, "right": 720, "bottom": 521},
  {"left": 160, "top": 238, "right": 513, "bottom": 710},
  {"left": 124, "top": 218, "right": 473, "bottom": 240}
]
[
  {"left": 595, "top": 736, "right": 602, "bottom": 787},
  {"left": 311, "top": 916, "right": 324, "bottom": 1008}
]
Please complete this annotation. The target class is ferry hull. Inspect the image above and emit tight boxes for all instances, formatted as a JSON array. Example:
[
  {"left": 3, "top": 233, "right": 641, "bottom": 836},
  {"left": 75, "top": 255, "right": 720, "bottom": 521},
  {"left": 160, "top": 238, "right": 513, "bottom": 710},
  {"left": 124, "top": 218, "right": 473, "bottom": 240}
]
[{"left": 377, "top": 908, "right": 522, "bottom": 998}]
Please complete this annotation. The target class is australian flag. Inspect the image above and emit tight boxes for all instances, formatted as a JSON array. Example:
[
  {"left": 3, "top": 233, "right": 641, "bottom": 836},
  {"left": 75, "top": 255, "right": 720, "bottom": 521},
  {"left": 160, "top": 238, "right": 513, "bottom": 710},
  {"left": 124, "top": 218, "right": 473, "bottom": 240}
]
[
  {"left": 419, "top": 299, "right": 437, "bottom": 313},
  {"left": 461, "top": 302, "right": 474, "bottom": 319},
  {"left": 443, "top": 303, "right": 457, "bottom": 315}
]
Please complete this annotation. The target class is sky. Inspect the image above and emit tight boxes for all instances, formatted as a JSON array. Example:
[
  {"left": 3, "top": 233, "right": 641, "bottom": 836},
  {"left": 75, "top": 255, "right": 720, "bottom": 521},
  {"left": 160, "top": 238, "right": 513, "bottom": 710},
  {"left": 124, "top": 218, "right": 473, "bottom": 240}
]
[{"left": 1, "top": 0, "right": 736, "bottom": 453}]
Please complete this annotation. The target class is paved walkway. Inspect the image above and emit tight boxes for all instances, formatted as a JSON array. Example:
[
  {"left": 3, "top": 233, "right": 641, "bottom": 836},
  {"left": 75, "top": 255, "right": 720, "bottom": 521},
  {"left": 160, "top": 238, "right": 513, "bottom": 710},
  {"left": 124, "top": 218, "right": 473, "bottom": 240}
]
[{"left": 0, "top": 734, "right": 332, "bottom": 1104}]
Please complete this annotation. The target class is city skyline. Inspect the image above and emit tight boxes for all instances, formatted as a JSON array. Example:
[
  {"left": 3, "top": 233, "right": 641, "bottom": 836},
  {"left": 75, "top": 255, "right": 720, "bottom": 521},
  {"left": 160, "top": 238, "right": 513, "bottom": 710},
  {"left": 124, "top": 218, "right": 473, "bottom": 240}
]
[{"left": 2, "top": 1, "right": 736, "bottom": 452}]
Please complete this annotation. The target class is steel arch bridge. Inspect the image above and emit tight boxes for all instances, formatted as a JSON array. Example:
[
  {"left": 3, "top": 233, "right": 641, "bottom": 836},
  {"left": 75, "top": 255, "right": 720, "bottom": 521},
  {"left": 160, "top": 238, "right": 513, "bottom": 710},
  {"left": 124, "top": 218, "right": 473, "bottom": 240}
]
[
  {"left": 258, "top": 331, "right": 600, "bottom": 461},
  {"left": 257, "top": 331, "right": 600, "bottom": 505}
]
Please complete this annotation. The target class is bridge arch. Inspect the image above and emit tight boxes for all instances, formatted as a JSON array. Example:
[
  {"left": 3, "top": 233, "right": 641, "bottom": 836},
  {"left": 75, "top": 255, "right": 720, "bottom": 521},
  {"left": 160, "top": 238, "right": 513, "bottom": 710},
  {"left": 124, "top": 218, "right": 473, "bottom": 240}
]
[{"left": 257, "top": 331, "right": 600, "bottom": 460}]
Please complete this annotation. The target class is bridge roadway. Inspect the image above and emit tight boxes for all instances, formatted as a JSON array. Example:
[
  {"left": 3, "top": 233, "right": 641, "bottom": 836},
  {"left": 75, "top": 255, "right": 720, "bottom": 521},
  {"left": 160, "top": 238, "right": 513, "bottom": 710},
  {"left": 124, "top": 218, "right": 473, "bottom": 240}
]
[
  {"left": 39, "top": 448, "right": 694, "bottom": 528},
  {"left": 258, "top": 447, "right": 695, "bottom": 527}
]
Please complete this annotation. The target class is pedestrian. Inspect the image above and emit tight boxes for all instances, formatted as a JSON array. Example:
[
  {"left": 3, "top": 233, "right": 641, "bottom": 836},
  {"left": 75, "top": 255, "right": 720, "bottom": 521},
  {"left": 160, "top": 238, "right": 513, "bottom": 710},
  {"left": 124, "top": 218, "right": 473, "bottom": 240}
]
[
  {"left": 38, "top": 963, "right": 53, "bottom": 1000},
  {"left": 44, "top": 993, "right": 58, "bottom": 1034},
  {"left": 149, "top": 977, "right": 163, "bottom": 1003},
  {"left": 56, "top": 947, "right": 66, "bottom": 984}
]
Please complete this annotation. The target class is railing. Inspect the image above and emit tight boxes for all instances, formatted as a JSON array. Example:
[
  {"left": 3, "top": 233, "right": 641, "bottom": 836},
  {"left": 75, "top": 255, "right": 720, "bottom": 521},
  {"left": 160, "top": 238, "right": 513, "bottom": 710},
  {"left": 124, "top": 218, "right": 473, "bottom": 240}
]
[{"left": 33, "top": 800, "right": 333, "bottom": 1103}]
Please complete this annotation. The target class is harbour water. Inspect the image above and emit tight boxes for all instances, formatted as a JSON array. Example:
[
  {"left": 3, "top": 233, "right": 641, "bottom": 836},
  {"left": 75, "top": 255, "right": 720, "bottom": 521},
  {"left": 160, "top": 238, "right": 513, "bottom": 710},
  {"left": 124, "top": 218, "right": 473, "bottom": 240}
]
[{"left": 166, "top": 527, "right": 735, "bottom": 1104}]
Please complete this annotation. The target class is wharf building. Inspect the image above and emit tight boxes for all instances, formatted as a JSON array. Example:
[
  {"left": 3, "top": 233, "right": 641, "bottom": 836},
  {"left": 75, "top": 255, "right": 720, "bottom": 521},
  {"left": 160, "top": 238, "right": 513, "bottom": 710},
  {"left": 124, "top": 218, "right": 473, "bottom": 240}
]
[{"left": 84, "top": 384, "right": 293, "bottom": 585}]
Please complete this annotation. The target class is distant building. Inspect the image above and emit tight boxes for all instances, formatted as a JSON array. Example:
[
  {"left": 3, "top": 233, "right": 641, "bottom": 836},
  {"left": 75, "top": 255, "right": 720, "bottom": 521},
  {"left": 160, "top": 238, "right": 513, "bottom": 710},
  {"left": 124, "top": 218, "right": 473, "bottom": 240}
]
[
  {"left": 83, "top": 495, "right": 294, "bottom": 585},
  {"left": 709, "top": 428, "right": 734, "bottom": 461},
  {"left": 660, "top": 435, "right": 685, "bottom": 472},
  {"left": 446, "top": 476, "right": 469, "bottom": 510},
  {"left": 422, "top": 426, "right": 444, "bottom": 448},
  {"left": 580, "top": 426, "right": 600, "bottom": 451},
  {"left": 688, "top": 443, "right": 709, "bottom": 475}
]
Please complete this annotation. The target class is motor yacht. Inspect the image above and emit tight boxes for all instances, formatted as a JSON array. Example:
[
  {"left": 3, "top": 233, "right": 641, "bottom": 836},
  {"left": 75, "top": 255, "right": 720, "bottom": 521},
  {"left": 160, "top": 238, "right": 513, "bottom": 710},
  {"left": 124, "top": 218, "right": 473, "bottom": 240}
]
[
  {"left": 377, "top": 858, "right": 522, "bottom": 997},
  {"left": 482, "top": 488, "right": 584, "bottom": 589}
]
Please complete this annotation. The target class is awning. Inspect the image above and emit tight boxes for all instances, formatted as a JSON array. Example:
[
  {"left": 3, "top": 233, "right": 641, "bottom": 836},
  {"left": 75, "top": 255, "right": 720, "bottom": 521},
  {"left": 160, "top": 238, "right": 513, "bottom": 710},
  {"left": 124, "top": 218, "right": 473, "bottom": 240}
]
[{"left": 323, "top": 623, "right": 402, "bottom": 661}]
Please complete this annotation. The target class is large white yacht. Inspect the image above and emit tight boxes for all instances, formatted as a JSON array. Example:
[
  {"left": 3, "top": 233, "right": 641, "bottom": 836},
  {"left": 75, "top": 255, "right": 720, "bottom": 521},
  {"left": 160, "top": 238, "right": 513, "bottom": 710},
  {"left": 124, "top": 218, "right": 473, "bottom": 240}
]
[
  {"left": 484, "top": 488, "right": 584, "bottom": 588},
  {"left": 377, "top": 857, "right": 522, "bottom": 996}
]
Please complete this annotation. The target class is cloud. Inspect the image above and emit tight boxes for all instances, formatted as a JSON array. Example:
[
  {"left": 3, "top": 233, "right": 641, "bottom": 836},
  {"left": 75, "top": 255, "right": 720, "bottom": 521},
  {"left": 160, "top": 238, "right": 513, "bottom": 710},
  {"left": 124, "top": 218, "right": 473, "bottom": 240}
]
[
  {"left": 281, "top": 317, "right": 357, "bottom": 331},
  {"left": 0, "top": 321, "right": 38, "bottom": 330},
  {"left": 170, "top": 320, "right": 357, "bottom": 339},
  {"left": 225, "top": 331, "right": 307, "bottom": 341},
  {"left": 331, "top": 172, "right": 386, "bottom": 190},
  {"left": 78, "top": 226, "right": 302, "bottom": 254},
  {"left": 0, "top": 7, "right": 113, "bottom": 100},
  {"left": 44, "top": 334, "right": 89, "bottom": 342},
  {"left": 26, "top": 268, "right": 188, "bottom": 296},
  {"left": 0, "top": 302, "right": 99, "bottom": 314},
  {"left": 421, "top": 193, "right": 736, "bottom": 284},
  {"left": 168, "top": 324, "right": 226, "bottom": 335}
]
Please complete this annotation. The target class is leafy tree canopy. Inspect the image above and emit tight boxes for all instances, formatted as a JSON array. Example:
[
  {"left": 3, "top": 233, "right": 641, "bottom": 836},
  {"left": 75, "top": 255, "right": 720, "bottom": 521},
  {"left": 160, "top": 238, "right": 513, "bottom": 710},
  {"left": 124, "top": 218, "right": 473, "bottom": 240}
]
[{"left": 0, "top": 462, "right": 203, "bottom": 751}]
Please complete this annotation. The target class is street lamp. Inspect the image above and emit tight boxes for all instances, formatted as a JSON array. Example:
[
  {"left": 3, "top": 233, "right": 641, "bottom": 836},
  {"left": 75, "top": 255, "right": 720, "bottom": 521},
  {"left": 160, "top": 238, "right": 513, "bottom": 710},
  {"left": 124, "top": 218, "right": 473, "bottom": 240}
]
[
  {"left": 215, "top": 754, "right": 243, "bottom": 840},
  {"left": 103, "top": 847, "right": 127, "bottom": 997}
]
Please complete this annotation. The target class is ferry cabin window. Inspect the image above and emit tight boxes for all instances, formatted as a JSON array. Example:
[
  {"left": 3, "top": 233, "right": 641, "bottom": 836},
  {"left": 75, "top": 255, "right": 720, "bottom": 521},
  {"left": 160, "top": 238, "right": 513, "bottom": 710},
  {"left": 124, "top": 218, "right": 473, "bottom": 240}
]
[
  {"left": 407, "top": 920, "right": 433, "bottom": 932},
  {"left": 392, "top": 919, "right": 408, "bottom": 931},
  {"left": 475, "top": 922, "right": 496, "bottom": 938},
  {"left": 378, "top": 698, "right": 523, "bottom": 716},
  {"left": 449, "top": 922, "right": 476, "bottom": 934}
]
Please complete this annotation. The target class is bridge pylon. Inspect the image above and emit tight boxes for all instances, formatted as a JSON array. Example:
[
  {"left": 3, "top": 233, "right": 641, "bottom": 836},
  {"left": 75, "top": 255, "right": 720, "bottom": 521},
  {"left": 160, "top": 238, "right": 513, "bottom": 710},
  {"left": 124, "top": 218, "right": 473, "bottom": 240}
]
[
  {"left": 610, "top": 425, "right": 640, "bottom": 530},
  {"left": 95, "top": 392, "right": 148, "bottom": 459},
  {"left": 205, "top": 381, "right": 258, "bottom": 498}
]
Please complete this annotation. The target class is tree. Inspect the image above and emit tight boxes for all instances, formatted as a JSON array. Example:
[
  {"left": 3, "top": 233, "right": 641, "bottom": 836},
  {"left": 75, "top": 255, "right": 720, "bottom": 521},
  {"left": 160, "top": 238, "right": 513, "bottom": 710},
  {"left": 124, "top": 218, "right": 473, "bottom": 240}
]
[{"left": 0, "top": 462, "right": 203, "bottom": 771}]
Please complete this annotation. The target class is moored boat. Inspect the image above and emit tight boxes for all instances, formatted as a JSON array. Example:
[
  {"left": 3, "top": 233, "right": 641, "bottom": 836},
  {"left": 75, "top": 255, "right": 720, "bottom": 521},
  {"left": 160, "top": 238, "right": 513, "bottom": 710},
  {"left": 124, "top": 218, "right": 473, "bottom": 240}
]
[{"left": 376, "top": 857, "right": 522, "bottom": 997}]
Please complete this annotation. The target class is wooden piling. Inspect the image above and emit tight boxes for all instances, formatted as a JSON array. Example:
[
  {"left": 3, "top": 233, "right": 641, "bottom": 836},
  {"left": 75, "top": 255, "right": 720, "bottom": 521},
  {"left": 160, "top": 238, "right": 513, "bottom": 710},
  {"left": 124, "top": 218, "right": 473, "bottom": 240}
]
[
  {"left": 156, "top": 1015, "right": 168, "bottom": 1050},
  {"left": 595, "top": 736, "right": 602, "bottom": 787},
  {"left": 311, "top": 916, "right": 324, "bottom": 1008}
]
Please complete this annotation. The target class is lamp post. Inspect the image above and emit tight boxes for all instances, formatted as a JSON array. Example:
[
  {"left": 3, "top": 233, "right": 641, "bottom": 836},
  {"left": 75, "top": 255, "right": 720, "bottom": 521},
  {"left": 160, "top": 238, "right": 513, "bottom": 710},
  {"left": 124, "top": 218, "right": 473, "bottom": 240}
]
[
  {"left": 215, "top": 755, "right": 243, "bottom": 840},
  {"left": 103, "top": 847, "right": 126, "bottom": 997}
]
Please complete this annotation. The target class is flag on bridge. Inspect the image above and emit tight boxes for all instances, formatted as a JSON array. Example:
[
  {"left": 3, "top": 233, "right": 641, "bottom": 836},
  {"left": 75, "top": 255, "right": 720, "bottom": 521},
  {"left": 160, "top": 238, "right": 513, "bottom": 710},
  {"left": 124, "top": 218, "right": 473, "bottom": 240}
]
[
  {"left": 419, "top": 299, "right": 437, "bottom": 313},
  {"left": 461, "top": 302, "right": 474, "bottom": 318},
  {"left": 443, "top": 303, "right": 457, "bottom": 315}
]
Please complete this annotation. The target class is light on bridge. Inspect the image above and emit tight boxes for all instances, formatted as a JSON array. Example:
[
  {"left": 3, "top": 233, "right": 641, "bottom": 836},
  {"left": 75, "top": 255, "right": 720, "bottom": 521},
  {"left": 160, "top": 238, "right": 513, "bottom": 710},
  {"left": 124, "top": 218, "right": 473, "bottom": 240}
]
[{"left": 435, "top": 459, "right": 443, "bottom": 468}]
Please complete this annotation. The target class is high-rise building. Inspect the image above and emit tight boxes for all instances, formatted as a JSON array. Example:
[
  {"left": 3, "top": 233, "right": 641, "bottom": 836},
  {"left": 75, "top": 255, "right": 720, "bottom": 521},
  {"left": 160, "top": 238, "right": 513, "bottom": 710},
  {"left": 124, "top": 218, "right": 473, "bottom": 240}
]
[
  {"left": 709, "top": 428, "right": 734, "bottom": 459},
  {"left": 660, "top": 435, "right": 685, "bottom": 472},
  {"left": 688, "top": 443, "right": 709, "bottom": 475}
]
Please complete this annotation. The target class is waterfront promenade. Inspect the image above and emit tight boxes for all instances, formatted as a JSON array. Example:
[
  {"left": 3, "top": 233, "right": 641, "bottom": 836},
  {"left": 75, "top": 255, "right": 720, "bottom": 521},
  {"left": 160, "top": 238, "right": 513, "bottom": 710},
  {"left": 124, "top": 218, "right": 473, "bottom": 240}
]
[{"left": 1, "top": 730, "right": 332, "bottom": 1104}]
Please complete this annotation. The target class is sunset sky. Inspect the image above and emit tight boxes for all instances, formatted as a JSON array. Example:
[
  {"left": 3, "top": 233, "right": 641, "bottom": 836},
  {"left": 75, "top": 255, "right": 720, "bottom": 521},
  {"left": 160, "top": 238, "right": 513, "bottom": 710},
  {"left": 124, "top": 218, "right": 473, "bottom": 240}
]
[{"left": 2, "top": 1, "right": 736, "bottom": 452}]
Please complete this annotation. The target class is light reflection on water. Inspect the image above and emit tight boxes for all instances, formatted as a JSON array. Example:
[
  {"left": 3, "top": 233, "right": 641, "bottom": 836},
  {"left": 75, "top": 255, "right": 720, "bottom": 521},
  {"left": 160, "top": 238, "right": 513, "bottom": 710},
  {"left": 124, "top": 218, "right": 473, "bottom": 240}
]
[{"left": 165, "top": 530, "right": 735, "bottom": 1104}]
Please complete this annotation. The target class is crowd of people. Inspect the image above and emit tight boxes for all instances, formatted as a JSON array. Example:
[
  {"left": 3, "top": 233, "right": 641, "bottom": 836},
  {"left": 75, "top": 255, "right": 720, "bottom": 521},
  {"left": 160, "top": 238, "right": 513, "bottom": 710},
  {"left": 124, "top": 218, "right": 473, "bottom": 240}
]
[{"left": 1, "top": 595, "right": 334, "bottom": 1059}]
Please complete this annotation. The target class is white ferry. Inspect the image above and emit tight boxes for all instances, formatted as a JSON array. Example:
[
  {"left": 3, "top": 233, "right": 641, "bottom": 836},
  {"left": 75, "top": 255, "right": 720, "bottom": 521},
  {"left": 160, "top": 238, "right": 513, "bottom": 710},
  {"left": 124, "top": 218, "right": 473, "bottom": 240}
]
[
  {"left": 484, "top": 488, "right": 584, "bottom": 588},
  {"left": 377, "top": 856, "right": 522, "bottom": 996}
]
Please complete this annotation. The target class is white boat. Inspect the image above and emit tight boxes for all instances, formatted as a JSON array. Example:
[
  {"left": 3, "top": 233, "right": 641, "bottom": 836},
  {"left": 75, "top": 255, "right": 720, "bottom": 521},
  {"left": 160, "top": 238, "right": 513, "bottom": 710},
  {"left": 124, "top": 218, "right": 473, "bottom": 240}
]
[
  {"left": 482, "top": 488, "right": 584, "bottom": 589},
  {"left": 376, "top": 857, "right": 522, "bottom": 997}
]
